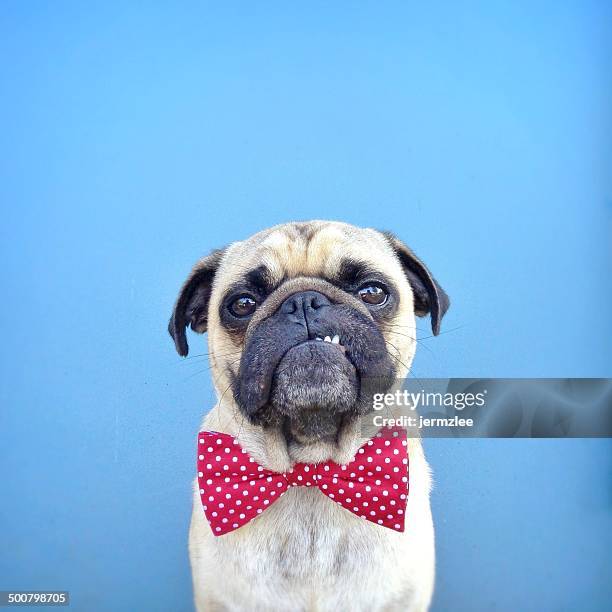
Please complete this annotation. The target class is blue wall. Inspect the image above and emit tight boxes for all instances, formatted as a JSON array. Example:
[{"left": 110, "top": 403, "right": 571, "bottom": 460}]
[{"left": 1, "top": 3, "right": 611, "bottom": 610}]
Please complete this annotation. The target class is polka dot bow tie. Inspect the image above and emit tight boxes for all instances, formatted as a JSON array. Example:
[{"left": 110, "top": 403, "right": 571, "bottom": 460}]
[{"left": 197, "top": 426, "right": 409, "bottom": 536}]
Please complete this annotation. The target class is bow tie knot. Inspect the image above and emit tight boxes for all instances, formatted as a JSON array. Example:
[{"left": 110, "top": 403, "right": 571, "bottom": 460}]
[{"left": 284, "top": 464, "right": 320, "bottom": 488}]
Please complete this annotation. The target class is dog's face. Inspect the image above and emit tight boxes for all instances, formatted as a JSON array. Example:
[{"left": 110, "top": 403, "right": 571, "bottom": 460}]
[{"left": 169, "top": 221, "right": 448, "bottom": 449}]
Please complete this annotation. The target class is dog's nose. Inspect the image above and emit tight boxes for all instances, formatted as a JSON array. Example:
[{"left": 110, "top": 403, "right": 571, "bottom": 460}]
[{"left": 279, "top": 291, "right": 331, "bottom": 332}]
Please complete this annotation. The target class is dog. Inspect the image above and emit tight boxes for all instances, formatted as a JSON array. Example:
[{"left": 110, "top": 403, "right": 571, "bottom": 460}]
[{"left": 168, "top": 221, "right": 449, "bottom": 611}]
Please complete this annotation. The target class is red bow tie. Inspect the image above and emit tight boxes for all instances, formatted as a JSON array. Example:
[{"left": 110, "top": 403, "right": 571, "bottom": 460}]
[{"left": 197, "top": 426, "right": 409, "bottom": 536}]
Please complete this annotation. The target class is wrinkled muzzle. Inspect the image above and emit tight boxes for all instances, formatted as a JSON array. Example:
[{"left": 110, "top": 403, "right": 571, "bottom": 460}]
[{"left": 232, "top": 279, "right": 396, "bottom": 442}]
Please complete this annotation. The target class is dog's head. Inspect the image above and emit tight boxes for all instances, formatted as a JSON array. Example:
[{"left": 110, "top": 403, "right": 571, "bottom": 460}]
[{"left": 169, "top": 221, "right": 448, "bottom": 454}]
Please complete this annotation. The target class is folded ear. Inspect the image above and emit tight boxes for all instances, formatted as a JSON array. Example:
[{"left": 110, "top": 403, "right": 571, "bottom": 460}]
[
  {"left": 380, "top": 231, "right": 450, "bottom": 335},
  {"left": 168, "top": 248, "right": 226, "bottom": 356}
]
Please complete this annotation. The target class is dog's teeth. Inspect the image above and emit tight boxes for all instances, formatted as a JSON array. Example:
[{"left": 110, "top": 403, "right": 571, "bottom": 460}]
[
  {"left": 331, "top": 335, "right": 340, "bottom": 344},
  {"left": 315, "top": 336, "right": 323, "bottom": 341},
  {"left": 324, "top": 336, "right": 332, "bottom": 342}
]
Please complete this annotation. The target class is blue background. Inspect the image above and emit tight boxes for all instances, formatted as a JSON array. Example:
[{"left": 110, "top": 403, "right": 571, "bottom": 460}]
[{"left": 1, "top": 2, "right": 611, "bottom": 611}]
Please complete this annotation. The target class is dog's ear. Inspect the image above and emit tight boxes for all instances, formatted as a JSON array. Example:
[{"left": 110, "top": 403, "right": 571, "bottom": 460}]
[
  {"left": 380, "top": 231, "right": 450, "bottom": 335},
  {"left": 168, "top": 248, "right": 226, "bottom": 356}
]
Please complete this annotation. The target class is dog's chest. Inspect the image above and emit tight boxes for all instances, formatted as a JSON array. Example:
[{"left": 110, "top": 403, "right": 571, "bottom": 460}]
[{"left": 215, "top": 487, "right": 401, "bottom": 583}]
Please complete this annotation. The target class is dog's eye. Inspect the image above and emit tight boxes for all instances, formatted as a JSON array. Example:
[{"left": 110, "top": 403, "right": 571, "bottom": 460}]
[
  {"left": 228, "top": 295, "right": 257, "bottom": 318},
  {"left": 357, "top": 284, "right": 388, "bottom": 306}
]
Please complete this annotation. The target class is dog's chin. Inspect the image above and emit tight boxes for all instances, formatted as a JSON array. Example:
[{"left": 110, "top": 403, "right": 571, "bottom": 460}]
[{"left": 269, "top": 341, "right": 359, "bottom": 449}]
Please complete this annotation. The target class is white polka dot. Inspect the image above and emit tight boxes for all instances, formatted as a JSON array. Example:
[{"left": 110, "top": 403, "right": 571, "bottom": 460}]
[
  {"left": 198, "top": 472, "right": 203, "bottom": 477},
  {"left": 199, "top": 454, "right": 204, "bottom": 460},
  {"left": 199, "top": 439, "right": 204, "bottom": 444},
  {"left": 199, "top": 489, "right": 204, "bottom": 494},
  {"left": 394, "top": 524, "right": 401, "bottom": 529},
  {"left": 215, "top": 527, "right": 221, "bottom": 532}
]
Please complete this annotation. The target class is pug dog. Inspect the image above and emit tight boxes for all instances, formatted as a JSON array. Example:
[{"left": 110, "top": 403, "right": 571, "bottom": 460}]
[{"left": 168, "top": 221, "right": 449, "bottom": 612}]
